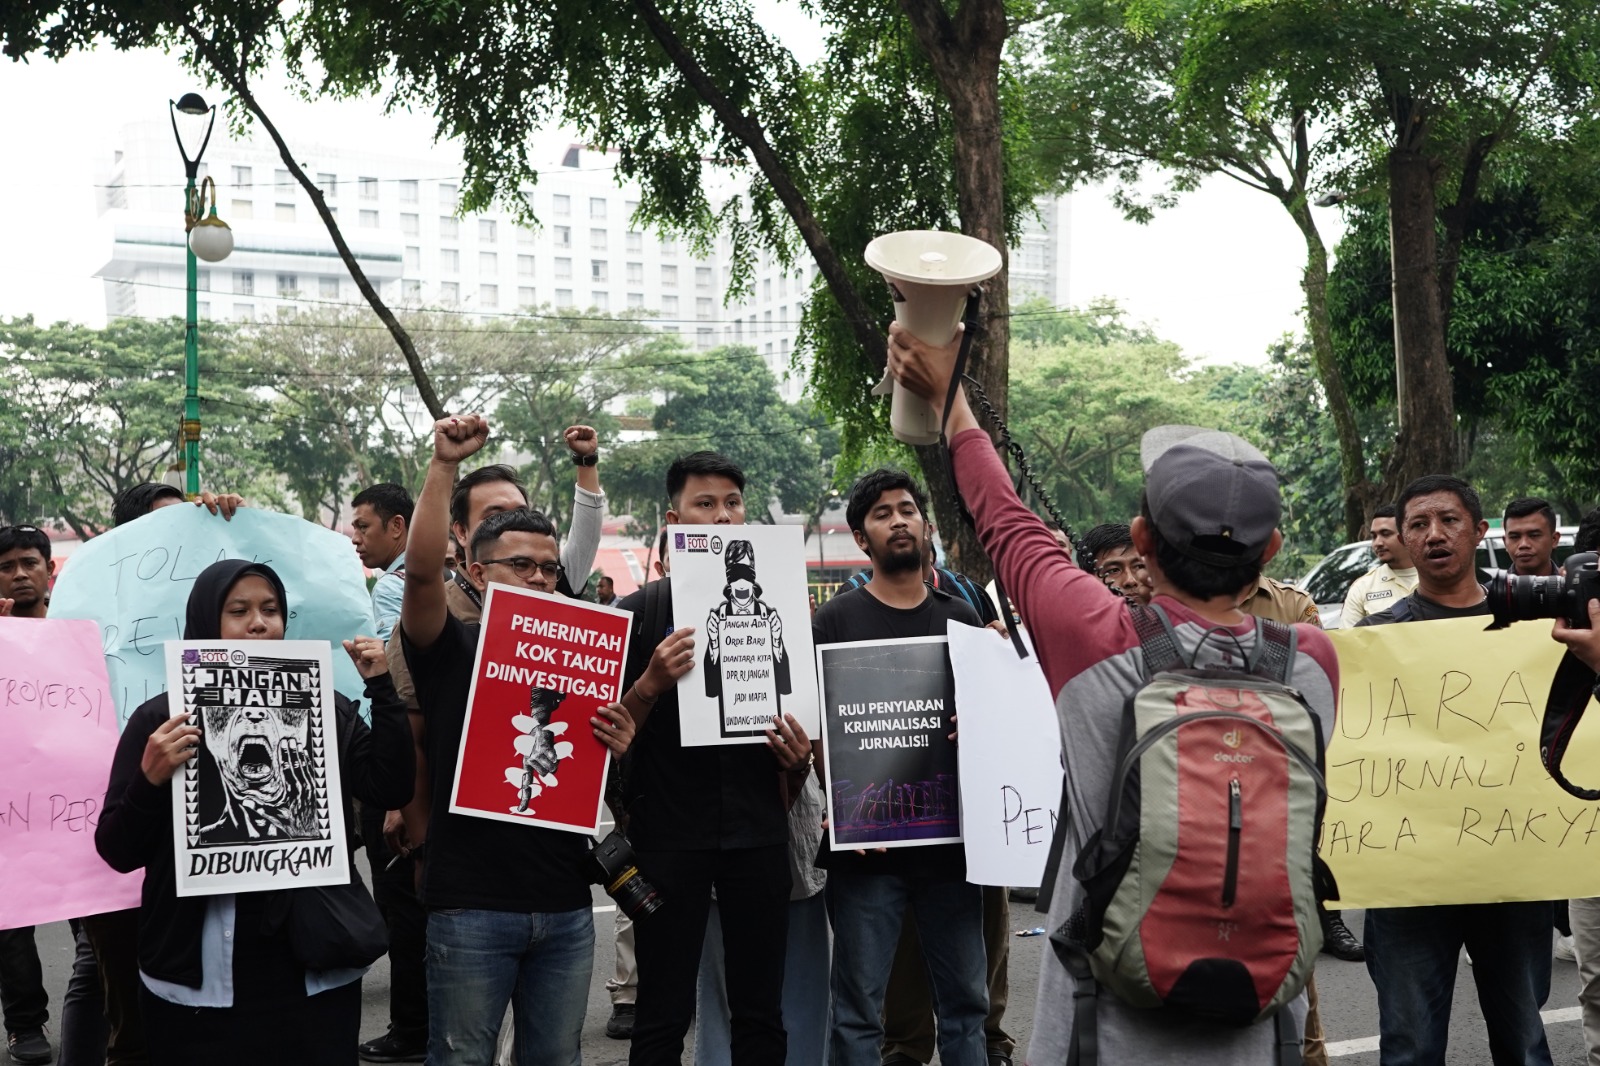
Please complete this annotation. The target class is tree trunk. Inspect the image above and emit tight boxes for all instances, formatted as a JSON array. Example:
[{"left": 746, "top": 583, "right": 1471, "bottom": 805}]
[{"left": 1382, "top": 146, "right": 1457, "bottom": 493}]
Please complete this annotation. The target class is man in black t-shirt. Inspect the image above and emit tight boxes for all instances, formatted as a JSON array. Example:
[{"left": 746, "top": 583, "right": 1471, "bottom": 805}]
[
  {"left": 1356, "top": 474, "right": 1555, "bottom": 1066},
  {"left": 398, "top": 413, "right": 635, "bottom": 1066},
  {"left": 812, "top": 469, "right": 990, "bottom": 1066},
  {"left": 612, "top": 451, "right": 813, "bottom": 1065}
]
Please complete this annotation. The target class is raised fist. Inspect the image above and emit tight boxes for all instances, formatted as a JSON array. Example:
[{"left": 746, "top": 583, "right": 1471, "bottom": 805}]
[
  {"left": 564, "top": 425, "right": 599, "bottom": 457},
  {"left": 433, "top": 414, "right": 490, "bottom": 464}
]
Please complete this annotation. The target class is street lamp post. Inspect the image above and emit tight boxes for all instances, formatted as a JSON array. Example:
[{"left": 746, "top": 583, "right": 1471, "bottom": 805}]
[{"left": 170, "top": 93, "right": 232, "bottom": 498}]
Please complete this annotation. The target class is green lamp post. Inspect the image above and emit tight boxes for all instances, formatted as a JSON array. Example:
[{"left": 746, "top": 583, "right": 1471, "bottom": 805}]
[{"left": 170, "top": 92, "right": 233, "bottom": 498}]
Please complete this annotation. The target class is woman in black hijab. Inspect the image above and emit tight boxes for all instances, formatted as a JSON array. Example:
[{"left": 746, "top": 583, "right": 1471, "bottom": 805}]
[{"left": 96, "top": 559, "right": 413, "bottom": 1065}]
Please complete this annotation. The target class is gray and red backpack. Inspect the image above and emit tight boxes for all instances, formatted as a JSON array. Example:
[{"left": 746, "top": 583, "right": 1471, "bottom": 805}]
[{"left": 1048, "top": 603, "right": 1331, "bottom": 1066}]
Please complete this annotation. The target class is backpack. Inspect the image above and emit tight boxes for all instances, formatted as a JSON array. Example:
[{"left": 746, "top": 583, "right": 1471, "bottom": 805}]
[{"left": 1051, "top": 603, "right": 1329, "bottom": 1066}]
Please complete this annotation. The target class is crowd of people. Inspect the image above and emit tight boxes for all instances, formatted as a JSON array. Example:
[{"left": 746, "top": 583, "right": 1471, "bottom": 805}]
[{"left": 1, "top": 322, "right": 1600, "bottom": 1066}]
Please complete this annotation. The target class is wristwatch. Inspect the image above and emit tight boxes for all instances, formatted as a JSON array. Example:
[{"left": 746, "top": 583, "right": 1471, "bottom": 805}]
[{"left": 571, "top": 451, "right": 598, "bottom": 467}]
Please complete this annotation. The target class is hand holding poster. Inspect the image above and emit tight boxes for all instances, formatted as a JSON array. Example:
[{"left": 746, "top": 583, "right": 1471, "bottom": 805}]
[
  {"left": 668, "top": 524, "right": 819, "bottom": 746},
  {"left": 818, "top": 636, "right": 962, "bottom": 850},
  {"left": 1323, "top": 618, "right": 1600, "bottom": 908},
  {"left": 166, "top": 640, "right": 350, "bottom": 896},
  {"left": 448, "top": 584, "right": 631, "bottom": 835},
  {"left": 0, "top": 618, "right": 143, "bottom": 929},
  {"left": 948, "top": 623, "right": 1063, "bottom": 886},
  {"left": 50, "top": 506, "right": 376, "bottom": 725}
]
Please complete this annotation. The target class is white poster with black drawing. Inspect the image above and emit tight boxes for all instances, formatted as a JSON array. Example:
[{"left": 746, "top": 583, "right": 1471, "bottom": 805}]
[
  {"left": 165, "top": 641, "right": 350, "bottom": 896},
  {"left": 668, "top": 524, "right": 820, "bottom": 746}
]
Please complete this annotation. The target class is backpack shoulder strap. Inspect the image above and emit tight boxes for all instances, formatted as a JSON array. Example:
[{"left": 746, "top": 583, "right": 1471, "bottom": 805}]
[
  {"left": 1247, "top": 618, "right": 1299, "bottom": 684},
  {"left": 1131, "top": 602, "right": 1183, "bottom": 677}
]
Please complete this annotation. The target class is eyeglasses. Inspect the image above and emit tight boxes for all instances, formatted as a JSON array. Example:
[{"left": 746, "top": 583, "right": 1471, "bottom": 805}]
[{"left": 478, "top": 556, "right": 565, "bottom": 581}]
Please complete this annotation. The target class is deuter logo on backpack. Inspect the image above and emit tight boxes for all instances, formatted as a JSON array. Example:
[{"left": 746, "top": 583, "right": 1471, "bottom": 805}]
[{"left": 1049, "top": 604, "right": 1331, "bottom": 1061}]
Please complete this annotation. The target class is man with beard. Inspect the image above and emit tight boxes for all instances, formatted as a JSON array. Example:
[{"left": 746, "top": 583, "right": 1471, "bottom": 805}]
[
  {"left": 811, "top": 469, "right": 989, "bottom": 1066},
  {"left": 1357, "top": 475, "right": 1554, "bottom": 1066}
]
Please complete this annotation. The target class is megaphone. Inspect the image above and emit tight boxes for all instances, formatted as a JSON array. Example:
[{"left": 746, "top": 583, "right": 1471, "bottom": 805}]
[{"left": 866, "top": 230, "right": 1003, "bottom": 445}]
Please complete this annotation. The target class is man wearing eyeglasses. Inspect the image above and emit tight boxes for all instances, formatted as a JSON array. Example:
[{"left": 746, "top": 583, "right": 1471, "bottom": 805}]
[{"left": 397, "top": 414, "right": 635, "bottom": 1066}]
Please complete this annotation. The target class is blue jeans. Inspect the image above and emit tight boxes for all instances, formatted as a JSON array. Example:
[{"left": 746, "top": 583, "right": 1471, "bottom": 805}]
[
  {"left": 826, "top": 873, "right": 987, "bottom": 1066},
  {"left": 1365, "top": 902, "right": 1555, "bottom": 1066},
  {"left": 424, "top": 906, "right": 593, "bottom": 1066},
  {"left": 695, "top": 892, "right": 831, "bottom": 1066}
]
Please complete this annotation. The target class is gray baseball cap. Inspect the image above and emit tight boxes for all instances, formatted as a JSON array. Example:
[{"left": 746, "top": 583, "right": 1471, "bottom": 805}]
[{"left": 1140, "top": 425, "right": 1281, "bottom": 566}]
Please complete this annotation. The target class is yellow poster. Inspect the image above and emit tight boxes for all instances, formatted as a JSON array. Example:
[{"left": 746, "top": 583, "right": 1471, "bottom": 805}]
[{"left": 1324, "top": 618, "right": 1600, "bottom": 908}]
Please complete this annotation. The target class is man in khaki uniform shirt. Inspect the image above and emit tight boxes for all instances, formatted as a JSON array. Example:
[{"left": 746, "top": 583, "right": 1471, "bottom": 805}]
[{"left": 1341, "top": 505, "right": 1418, "bottom": 628}]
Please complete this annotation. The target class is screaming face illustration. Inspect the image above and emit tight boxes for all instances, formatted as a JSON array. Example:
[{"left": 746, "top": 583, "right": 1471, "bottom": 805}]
[
  {"left": 197, "top": 704, "right": 319, "bottom": 845},
  {"left": 506, "top": 687, "right": 575, "bottom": 815}
]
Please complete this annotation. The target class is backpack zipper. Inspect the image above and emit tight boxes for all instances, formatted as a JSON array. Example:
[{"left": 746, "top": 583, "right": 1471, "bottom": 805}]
[{"left": 1223, "top": 778, "right": 1241, "bottom": 907}]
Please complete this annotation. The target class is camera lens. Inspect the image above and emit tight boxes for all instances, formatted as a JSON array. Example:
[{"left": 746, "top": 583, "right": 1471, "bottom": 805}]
[
  {"left": 607, "top": 867, "right": 664, "bottom": 919},
  {"left": 1487, "top": 572, "right": 1572, "bottom": 627}
]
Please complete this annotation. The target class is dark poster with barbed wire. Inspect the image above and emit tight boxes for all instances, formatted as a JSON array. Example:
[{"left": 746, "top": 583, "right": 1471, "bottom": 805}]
[{"left": 817, "top": 636, "right": 963, "bottom": 850}]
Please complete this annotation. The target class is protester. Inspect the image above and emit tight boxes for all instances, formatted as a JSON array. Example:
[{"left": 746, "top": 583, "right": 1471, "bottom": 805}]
[
  {"left": 597, "top": 575, "right": 620, "bottom": 607},
  {"left": 812, "top": 468, "right": 990, "bottom": 1066},
  {"left": 110, "top": 484, "right": 247, "bottom": 528},
  {"left": 93, "top": 560, "right": 414, "bottom": 1066},
  {"left": 397, "top": 414, "right": 635, "bottom": 1065},
  {"left": 1076, "top": 522, "right": 1152, "bottom": 606},
  {"left": 888, "top": 325, "right": 1339, "bottom": 1063},
  {"left": 1239, "top": 571, "right": 1322, "bottom": 626},
  {"left": 1356, "top": 475, "right": 1554, "bottom": 1066},
  {"left": 1504, "top": 496, "right": 1562, "bottom": 576},
  {"left": 612, "top": 451, "right": 812, "bottom": 1065},
  {"left": 1341, "top": 504, "right": 1418, "bottom": 626},
  {"left": 350, "top": 483, "right": 414, "bottom": 642}
]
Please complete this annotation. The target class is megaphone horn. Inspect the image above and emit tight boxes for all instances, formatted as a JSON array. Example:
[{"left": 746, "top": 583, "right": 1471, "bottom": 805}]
[{"left": 865, "top": 230, "right": 1003, "bottom": 445}]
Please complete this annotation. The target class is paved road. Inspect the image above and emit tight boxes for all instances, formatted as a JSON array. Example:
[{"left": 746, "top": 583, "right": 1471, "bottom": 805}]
[{"left": 18, "top": 894, "right": 1589, "bottom": 1064}]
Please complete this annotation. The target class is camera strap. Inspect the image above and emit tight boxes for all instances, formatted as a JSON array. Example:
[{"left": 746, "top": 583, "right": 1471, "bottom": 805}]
[{"left": 1540, "top": 649, "right": 1600, "bottom": 800}]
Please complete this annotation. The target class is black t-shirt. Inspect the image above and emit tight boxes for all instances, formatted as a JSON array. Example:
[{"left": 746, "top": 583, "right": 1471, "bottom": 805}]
[
  {"left": 404, "top": 613, "right": 592, "bottom": 912},
  {"left": 617, "top": 577, "right": 788, "bottom": 852},
  {"left": 811, "top": 582, "right": 982, "bottom": 879},
  {"left": 1357, "top": 588, "right": 1490, "bottom": 625}
]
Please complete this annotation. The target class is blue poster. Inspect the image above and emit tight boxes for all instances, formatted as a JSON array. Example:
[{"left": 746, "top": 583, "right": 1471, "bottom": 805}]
[{"left": 48, "top": 505, "right": 376, "bottom": 726}]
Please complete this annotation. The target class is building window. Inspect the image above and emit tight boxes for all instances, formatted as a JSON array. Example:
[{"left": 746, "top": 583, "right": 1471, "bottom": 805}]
[
  {"left": 662, "top": 295, "right": 679, "bottom": 316},
  {"left": 517, "top": 255, "right": 536, "bottom": 277},
  {"left": 359, "top": 209, "right": 379, "bottom": 228},
  {"left": 626, "top": 262, "right": 643, "bottom": 284},
  {"left": 627, "top": 292, "right": 644, "bottom": 309},
  {"left": 660, "top": 236, "right": 677, "bottom": 255},
  {"left": 480, "top": 284, "right": 499, "bottom": 308},
  {"left": 590, "top": 197, "right": 607, "bottom": 219},
  {"left": 232, "top": 165, "right": 252, "bottom": 188},
  {"left": 197, "top": 301, "right": 210, "bottom": 319},
  {"left": 590, "top": 228, "right": 607, "bottom": 251},
  {"left": 317, "top": 172, "right": 336, "bottom": 199},
  {"left": 779, "top": 304, "right": 788, "bottom": 324},
  {"left": 763, "top": 278, "right": 772, "bottom": 301},
  {"left": 401, "top": 213, "right": 420, "bottom": 236},
  {"left": 695, "top": 267, "right": 713, "bottom": 290},
  {"left": 516, "top": 226, "right": 535, "bottom": 246},
  {"left": 553, "top": 194, "right": 571, "bottom": 216},
  {"left": 555, "top": 257, "right": 572, "bottom": 280},
  {"left": 404, "top": 279, "right": 422, "bottom": 300},
  {"left": 274, "top": 168, "right": 291, "bottom": 190},
  {"left": 518, "top": 286, "right": 536, "bottom": 307},
  {"left": 592, "top": 291, "right": 609, "bottom": 311},
  {"left": 439, "top": 216, "right": 459, "bottom": 239},
  {"left": 696, "top": 297, "right": 713, "bottom": 319},
  {"left": 480, "top": 251, "right": 498, "bottom": 274},
  {"left": 779, "top": 273, "right": 788, "bottom": 297},
  {"left": 231, "top": 199, "right": 253, "bottom": 219},
  {"left": 625, "top": 199, "right": 639, "bottom": 217},
  {"left": 232, "top": 303, "right": 255, "bottom": 321},
  {"left": 439, "top": 183, "right": 458, "bottom": 210},
  {"left": 555, "top": 288, "right": 573, "bottom": 307},
  {"left": 661, "top": 264, "right": 678, "bottom": 287},
  {"left": 400, "top": 179, "right": 419, "bottom": 203},
  {"left": 275, "top": 202, "right": 295, "bottom": 222},
  {"left": 591, "top": 260, "right": 608, "bottom": 282},
  {"left": 441, "top": 249, "right": 460, "bottom": 273},
  {"left": 405, "top": 246, "right": 421, "bottom": 270},
  {"left": 479, "top": 219, "right": 498, "bottom": 243},
  {"left": 277, "top": 273, "right": 298, "bottom": 296},
  {"left": 359, "top": 176, "right": 378, "bottom": 200},
  {"left": 553, "top": 225, "right": 572, "bottom": 249},
  {"left": 625, "top": 231, "right": 643, "bottom": 253},
  {"left": 234, "top": 271, "right": 255, "bottom": 295},
  {"left": 320, "top": 276, "right": 340, "bottom": 298},
  {"left": 197, "top": 270, "right": 211, "bottom": 292},
  {"left": 435, "top": 281, "right": 457, "bottom": 303}
]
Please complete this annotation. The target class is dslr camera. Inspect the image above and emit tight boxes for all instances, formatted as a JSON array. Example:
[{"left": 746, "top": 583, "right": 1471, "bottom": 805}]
[
  {"left": 588, "top": 830, "right": 664, "bottom": 919},
  {"left": 1487, "top": 552, "right": 1600, "bottom": 629}
]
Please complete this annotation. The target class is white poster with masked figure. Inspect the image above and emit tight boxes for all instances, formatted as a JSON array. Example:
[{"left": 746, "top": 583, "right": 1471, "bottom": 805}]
[
  {"left": 165, "top": 640, "right": 350, "bottom": 896},
  {"left": 668, "top": 524, "right": 820, "bottom": 746}
]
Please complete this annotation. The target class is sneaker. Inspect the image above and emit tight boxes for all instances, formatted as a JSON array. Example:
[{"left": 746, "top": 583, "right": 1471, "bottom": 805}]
[
  {"left": 357, "top": 1031, "right": 427, "bottom": 1063},
  {"left": 987, "top": 1052, "right": 1015, "bottom": 1066},
  {"left": 1557, "top": 934, "right": 1578, "bottom": 962},
  {"left": 6, "top": 1029, "right": 52, "bottom": 1066},
  {"left": 606, "top": 1003, "right": 636, "bottom": 1040},
  {"left": 1321, "top": 914, "right": 1365, "bottom": 962}
]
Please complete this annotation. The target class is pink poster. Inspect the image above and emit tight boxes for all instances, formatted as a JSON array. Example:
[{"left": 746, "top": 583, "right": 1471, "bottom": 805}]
[{"left": 0, "top": 618, "right": 143, "bottom": 928}]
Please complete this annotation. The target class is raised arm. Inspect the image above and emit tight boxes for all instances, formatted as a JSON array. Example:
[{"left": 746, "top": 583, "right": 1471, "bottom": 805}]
[
  {"left": 402, "top": 414, "right": 490, "bottom": 653},
  {"left": 561, "top": 425, "right": 606, "bottom": 583}
]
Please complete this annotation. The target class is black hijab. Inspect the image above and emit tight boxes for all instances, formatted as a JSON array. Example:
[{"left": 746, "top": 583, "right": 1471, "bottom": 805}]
[{"left": 184, "top": 559, "right": 289, "bottom": 640}]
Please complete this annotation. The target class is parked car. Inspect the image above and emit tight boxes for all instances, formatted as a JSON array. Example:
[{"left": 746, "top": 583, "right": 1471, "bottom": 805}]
[{"left": 1298, "top": 526, "right": 1580, "bottom": 629}]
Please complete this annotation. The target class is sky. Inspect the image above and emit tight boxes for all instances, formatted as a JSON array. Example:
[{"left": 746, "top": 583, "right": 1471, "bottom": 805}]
[{"left": 0, "top": 5, "right": 1342, "bottom": 365}]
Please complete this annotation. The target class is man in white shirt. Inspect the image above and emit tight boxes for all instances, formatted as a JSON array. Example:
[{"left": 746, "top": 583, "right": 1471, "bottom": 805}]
[{"left": 1341, "top": 504, "right": 1418, "bottom": 627}]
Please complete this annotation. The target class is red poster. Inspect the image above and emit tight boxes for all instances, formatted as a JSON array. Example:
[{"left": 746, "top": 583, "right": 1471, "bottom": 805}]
[{"left": 448, "top": 584, "right": 632, "bottom": 835}]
